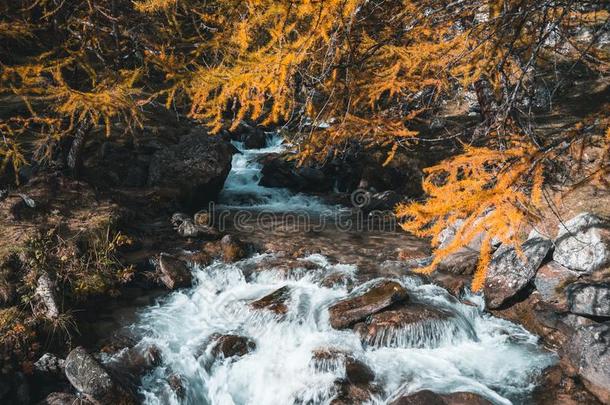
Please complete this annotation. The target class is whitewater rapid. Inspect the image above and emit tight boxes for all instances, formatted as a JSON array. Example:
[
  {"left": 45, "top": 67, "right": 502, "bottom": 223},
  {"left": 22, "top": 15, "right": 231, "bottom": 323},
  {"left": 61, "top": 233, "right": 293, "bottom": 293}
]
[{"left": 127, "top": 254, "right": 554, "bottom": 405}]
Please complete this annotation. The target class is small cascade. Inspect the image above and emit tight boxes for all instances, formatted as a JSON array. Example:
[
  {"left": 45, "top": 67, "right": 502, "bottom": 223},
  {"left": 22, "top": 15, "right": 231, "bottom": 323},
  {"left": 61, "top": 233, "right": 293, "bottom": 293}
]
[{"left": 218, "top": 134, "right": 332, "bottom": 212}]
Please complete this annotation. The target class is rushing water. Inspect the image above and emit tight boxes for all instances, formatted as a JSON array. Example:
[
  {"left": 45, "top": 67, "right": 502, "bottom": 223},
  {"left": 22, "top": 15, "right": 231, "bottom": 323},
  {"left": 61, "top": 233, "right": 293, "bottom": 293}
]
[
  {"left": 218, "top": 134, "right": 332, "bottom": 212},
  {"left": 122, "top": 133, "right": 555, "bottom": 404}
]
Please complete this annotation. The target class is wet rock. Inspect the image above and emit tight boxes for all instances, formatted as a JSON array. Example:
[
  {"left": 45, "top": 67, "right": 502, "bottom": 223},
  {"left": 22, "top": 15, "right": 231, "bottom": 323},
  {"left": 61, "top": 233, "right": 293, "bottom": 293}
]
[
  {"left": 534, "top": 261, "right": 580, "bottom": 306},
  {"left": 243, "top": 128, "right": 267, "bottom": 149},
  {"left": 259, "top": 154, "right": 300, "bottom": 188},
  {"left": 189, "top": 251, "right": 213, "bottom": 267},
  {"left": 64, "top": 347, "right": 133, "bottom": 404},
  {"left": 483, "top": 238, "right": 553, "bottom": 309},
  {"left": 533, "top": 364, "right": 603, "bottom": 405},
  {"left": 108, "top": 345, "right": 162, "bottom": 384},
  {"left": 564, "top": 322, "right": 610, "bottom": 403},
  {"left": 250, "top": 286, "right": 292, "bottom": 315},
  {"left": 328, "top": 280, "right": 408, "bottom": 329},
  {"left": 210, "top": 334, "right": 256, "bottom": 359},
  {"left": 331, "top": 380, "right": 380, "bottom": 405},
  {"left": 193, "top": 210, "right": 211, "bottom": 226},
  {"left": 436, "top": 248, "right": 479, "bottom": 275},
  {"left": 34, "top": 272, "right": 60, "bottom": 319},
  {"left": 390, "top": 390, "right": 493, "bottom": 405},
  {"left": 167, "top": 373, "right": 186, "bottom": 398},
  {"left": 220, "top": 234, "right": 246, "bottom": 262},
  {"left": 157, "top": 253, "right": 192, "bottom": 289},
  {"left": 148, "top": 132, "right": 234, "bottom": 210},
  {"left": 41, "top": 392, "right": 93, "bottom": 405},
  {"left": 553, "top": 213, "right": 610, "bottom": 273},
  {"left": 354, "top": 303, "right": 451, "bottom": 347},
  {"left": 566, "top": 282, "right": 610, "bottom": 318},
  {"left": 345, "top": 357, "right": 375, "bottom": 385}
]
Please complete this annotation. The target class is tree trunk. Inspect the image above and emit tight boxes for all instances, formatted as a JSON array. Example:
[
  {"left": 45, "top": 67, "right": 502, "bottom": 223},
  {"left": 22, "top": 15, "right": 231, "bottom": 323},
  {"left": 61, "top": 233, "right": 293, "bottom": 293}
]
[{"left": 66, "top": 121, "right": 92, "bottom": 176}]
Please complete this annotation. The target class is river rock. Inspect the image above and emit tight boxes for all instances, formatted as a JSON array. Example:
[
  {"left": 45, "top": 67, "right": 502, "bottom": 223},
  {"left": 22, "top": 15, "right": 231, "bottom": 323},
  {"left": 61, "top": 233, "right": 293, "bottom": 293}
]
[
  {"left": 345, "top": 357, "right": 375, "bottom": 385},
  {"left": 436, "top": 248, "right": 479, "bottom": 275},
  {"left": 484, "top": 238, "right": 553, "bottom": 309},
  {"left": 553, "top": 213, "right": 610, "bottom": 273},
  {"left": 34, "top": 272, "right": 60, "bottom": 319},
  {"left": 566, "top": 282, "right": 610, "bottom": 318},
  {"left": 390, "top": 390, "right": 492, "bottom": 405},
  {"left": 167, "top": 373, "right": 186, "bottom": 398},
  {"left": 328, "top": 280, "right": 408, "bottom": 329},
  {"left": 534, "top": 261, "right": 580, "bottom": 306},
  {"left": 354, "top": 303, "right": 451, "bottom": 347},
  {"left": 157, "top": 253, "right": 192, "bottom": 289},
  {"left": 564, "top": 322, "right": 610, "bottom": 403},
  {"left": 220, "top": 234, "right": 246, "bottom": 262},
  {"left": 210, "top": 334, "right": 257, "bottom": 359},
  {"left": 34, "top": 353, "right": 65, "bottom": 375},
  {"left": 250, "top": 286, "right": 292, "bottom": 315},
  {"left": 42, "top": 392, "right": 93, "bottom": 405},
  {"left": 148, "top": 132, "right": 234, "bottom": 210},
  {"left": 64, "top": 347, "right": 133, "bottom": 404}
]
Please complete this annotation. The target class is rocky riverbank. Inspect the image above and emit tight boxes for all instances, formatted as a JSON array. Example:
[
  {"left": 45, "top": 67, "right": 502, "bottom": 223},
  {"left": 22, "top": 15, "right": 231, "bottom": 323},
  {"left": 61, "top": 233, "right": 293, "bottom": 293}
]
[{"left": 0, "top": 117, "right": 609, "bottom": 404}]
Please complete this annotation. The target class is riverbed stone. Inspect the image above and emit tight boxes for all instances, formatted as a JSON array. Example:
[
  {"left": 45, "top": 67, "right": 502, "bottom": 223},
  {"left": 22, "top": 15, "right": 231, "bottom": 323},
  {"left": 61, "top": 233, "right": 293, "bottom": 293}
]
[
  {"left": 354, "top": 303, "right": 451, "bottom": 347},
  {"left": 564, "top": 322, "right": 610, "bottom": 403},
  {"left": 157, "top": 253, "right": 192, "bottom": 289},
  {"left": 64, "top": 347, "right": 133, "bottom": 404},
  {"left": 213, "top": 334, "right": 256, "bottom": 359},
  {"left": 221, "top": 234, "right": 246, "bottom": 262},
  {"left": 328, "top": 280, "right": 408, "bottom": 329},
  {"left": 553, "top": 213, "right": 610, "bottom": 273},
  {"left": 250, "top": 286, "right": 292, "bottom": 315},
  {"left": 566, "top": 282, "right": 610, "bottom": 318},
  {"left": 436, "top": 248, "right": 479, "bottom": 275},
  {"left": 534, "top": 261, "right": 580, "bottom": 306},
  {"left": 390, "top": 390, "right": 493, "bottom": 405},
  {"left": 484, "top": 238, "right": 553, "bottom": 309}
]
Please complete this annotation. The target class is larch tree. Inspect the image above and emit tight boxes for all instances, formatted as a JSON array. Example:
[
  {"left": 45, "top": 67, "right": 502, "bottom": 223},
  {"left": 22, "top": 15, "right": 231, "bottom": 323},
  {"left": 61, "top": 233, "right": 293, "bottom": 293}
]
[{"left": 1, "top": 0, "right": 609, "bottom": 288}]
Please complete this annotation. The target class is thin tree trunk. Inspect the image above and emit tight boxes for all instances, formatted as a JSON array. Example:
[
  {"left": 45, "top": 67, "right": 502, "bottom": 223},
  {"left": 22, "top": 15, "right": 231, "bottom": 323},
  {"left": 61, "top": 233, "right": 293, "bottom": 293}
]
[{"left": 67, "top": 121, "right": 92, "bottom": 176}]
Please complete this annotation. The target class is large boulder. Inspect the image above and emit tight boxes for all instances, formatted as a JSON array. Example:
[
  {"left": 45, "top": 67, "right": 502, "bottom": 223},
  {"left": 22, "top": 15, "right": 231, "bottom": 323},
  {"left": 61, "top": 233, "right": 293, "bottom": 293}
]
[
  {"left": 64, "top": 347, "right": 134, "bottom": 404},
  {"left": 534, "top": 261, "right": 580, "bottom": 306},
  {"left": 564, "top": 322, "right": 610, "bottom": 403},
  {"left": 483, "top": 238, "right": 553, "bottom": 309},
  {"left": 328, "top": 280, "right": 408, "bottom": 329},
  {"left": 390, "top": 390, "right": 492, "bottom": 405},
  {"left": 148, "top": 132, "right": 234, "bottom": 210},
  {"left": 157, "top": 253, "right": 192, "bottom": 289},
  {"left": 553, "top": 213, "right": 610, "bottom": 273},
  {"left": 566, "top": 283, "right": 610, "bottom": 318}
]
